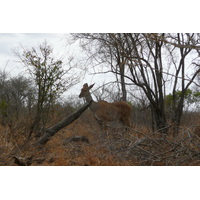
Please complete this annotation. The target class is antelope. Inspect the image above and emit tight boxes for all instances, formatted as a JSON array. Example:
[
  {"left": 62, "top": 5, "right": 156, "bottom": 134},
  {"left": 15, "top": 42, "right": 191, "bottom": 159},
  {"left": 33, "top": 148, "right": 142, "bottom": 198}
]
[{"left": 79, "top": 83, "right": 131, "bottom": 130}]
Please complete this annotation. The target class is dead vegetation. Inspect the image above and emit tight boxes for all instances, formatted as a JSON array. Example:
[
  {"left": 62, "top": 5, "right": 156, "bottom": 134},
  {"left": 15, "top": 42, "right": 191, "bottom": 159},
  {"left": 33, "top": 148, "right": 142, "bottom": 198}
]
[{"left": 0, "top": 108, "right": 200, "bottom": 166}]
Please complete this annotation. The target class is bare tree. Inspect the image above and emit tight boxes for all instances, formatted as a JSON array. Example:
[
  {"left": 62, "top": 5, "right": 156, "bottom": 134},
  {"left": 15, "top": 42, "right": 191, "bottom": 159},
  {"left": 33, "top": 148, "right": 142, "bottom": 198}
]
[
  {"left": 166, "top": 33, "right": 200, "bottom": 133},
  {"left": 71, "top": 33, "right": 200, "bottom": 135},
  {"left": 0, "top": 71, "right": 34, "bottom": 126},
  {"left": 71, "top": 33, "right": 128, "bottom": 101}
]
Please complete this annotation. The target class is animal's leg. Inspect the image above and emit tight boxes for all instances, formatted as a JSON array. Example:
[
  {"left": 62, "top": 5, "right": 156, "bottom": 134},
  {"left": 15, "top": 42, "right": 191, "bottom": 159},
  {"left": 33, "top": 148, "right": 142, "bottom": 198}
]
[
  {"left": 94, "top": 119, "right": 108, "bottom": 138},
  {"left": 121, "top": 116, "right": 131, "bottom": 131},
  {"left": 100, "top": 121, "right": 108, "bottom": 136}
]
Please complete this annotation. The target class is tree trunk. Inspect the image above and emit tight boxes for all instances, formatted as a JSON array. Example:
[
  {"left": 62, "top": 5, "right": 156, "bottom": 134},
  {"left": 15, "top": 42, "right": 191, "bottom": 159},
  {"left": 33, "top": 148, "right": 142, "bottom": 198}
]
[
  {"left": 172, "top": 97, "right": 184, "bottom": 136},
  {"left": 120, "top": 66, "right": 127, "bottom": 102},
  {"left": 152, "top": 106, "right": 168, "bottom": 135}
]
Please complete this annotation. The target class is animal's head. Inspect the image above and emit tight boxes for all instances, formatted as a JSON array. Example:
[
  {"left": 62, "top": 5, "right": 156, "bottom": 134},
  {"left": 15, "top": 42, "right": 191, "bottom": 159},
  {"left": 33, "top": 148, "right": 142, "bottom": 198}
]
[{"left": 79, "top": 83, "right": 95, "bottom": 98}]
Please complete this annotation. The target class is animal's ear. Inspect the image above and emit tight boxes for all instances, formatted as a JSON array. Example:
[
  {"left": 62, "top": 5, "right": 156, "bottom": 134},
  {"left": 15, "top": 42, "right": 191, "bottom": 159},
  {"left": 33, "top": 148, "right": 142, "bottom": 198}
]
[
  {"left": 89, "top": 83, "right": 95, "bottom": 90},
  {"left": 83, "top": 83, "right": 89, "bottom": 88}
]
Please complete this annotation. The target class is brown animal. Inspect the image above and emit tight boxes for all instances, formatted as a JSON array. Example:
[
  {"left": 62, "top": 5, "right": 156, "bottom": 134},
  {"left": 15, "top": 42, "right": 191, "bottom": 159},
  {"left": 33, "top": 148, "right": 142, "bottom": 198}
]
[{"left": 79, "top": 83, "right": 131, "bottom": 129}]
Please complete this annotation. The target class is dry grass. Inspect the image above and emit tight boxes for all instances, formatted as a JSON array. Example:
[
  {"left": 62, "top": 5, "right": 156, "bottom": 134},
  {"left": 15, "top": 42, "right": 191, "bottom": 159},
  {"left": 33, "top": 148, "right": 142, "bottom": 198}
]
[{"left": 0, "top": 109, "right": 200, "bottom": 166}]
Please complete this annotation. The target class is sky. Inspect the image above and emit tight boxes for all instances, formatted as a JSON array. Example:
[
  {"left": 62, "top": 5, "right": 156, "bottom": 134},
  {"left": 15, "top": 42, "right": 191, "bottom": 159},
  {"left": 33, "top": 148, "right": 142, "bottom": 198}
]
[
  {"left": 0, "top": 33, "right": 68, "bottom": 75},
  {"left": 0, "top": 33, "right": 115, "bottom": 98},
  {"left": 1, "top": 33, "right": 199, "bottom": 97}
]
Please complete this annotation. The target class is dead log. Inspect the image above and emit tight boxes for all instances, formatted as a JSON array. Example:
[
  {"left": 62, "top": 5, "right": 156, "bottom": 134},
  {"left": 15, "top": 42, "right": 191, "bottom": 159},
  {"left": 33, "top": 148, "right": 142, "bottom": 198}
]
[{"left": 38, "top": 101, "right": 92, "bottom": 145}]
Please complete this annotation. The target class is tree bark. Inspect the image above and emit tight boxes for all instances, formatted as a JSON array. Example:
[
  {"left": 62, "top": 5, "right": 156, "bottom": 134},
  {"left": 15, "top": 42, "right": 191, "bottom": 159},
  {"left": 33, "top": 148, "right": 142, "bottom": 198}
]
[
  {"left": 119, "top": 62, "right": 127, "bottom": 102},
  {"left": 37, "top": 101, "right": 92, "bottom": 145}
]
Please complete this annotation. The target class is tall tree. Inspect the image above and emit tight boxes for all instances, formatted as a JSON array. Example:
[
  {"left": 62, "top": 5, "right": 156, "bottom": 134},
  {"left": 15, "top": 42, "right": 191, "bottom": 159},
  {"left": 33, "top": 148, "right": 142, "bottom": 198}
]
[
  {"left": 15, "top": 41, "right": 80, "bottom": 138},
  {"left": 0, "top": 71, "right": 34, "bottom": 126},
  {"left": 72, "top": 33, "right": 200, "bottom": 135},
  {"left": 166, "top": 33, "right": 200, "bottom": 133},
  {"left": 71, "top": 33, "right": 128, "bottom": 101}
]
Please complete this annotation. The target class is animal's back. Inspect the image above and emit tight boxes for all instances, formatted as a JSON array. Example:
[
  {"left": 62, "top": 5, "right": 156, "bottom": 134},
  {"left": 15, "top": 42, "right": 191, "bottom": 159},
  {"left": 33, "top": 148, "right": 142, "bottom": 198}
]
[
  {"left": 112, "top": 101, "right": 131, "bottom": 116},
  {"left": 97, "top": 101, "right": 131, "bottom": 122}
]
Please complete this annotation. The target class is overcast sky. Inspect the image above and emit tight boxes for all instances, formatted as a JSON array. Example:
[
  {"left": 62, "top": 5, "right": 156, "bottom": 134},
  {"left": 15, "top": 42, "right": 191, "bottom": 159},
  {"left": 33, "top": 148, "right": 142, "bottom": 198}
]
[
  {"left": 0, "top": 33, "right": 115, "bottom": 97},
  {"left": 0, "top": 33, "right": 81, "bottom": 97},
  {"left": 0, "top": 33, "right": 68, "bottom": 75}
]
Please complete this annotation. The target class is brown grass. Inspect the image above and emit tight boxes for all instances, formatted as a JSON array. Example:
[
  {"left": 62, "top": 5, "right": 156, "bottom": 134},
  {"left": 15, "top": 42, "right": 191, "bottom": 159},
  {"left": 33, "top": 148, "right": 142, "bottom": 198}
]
[{"left": 0, "top": 109, "right": 200, "bottom": 166}]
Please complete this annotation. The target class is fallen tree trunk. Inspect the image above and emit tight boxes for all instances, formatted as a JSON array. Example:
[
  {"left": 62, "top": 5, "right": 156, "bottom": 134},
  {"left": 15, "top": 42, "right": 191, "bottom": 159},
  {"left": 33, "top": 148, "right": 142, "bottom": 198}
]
[{"left": 38, "top": 101, "right": 92, "bottom": 145}]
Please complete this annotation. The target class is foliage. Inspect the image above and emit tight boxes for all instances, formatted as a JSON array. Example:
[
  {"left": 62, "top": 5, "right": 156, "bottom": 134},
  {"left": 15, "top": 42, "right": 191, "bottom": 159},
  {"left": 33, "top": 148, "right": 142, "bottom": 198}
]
[
  {"left": 0, "top": 100, "right": 8, "bottom": 125},
  {"left": 15, "top": 41, "right": 80, "bottom": 137},
  {"left": 165, "top": 89, "right": 200, "bottom": 113},
  {"left": 22, "top": 42, "right": 67, "bottom": 105},
  {"left": 0, "top": 71, "right": 35, "bottom": 126}
]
